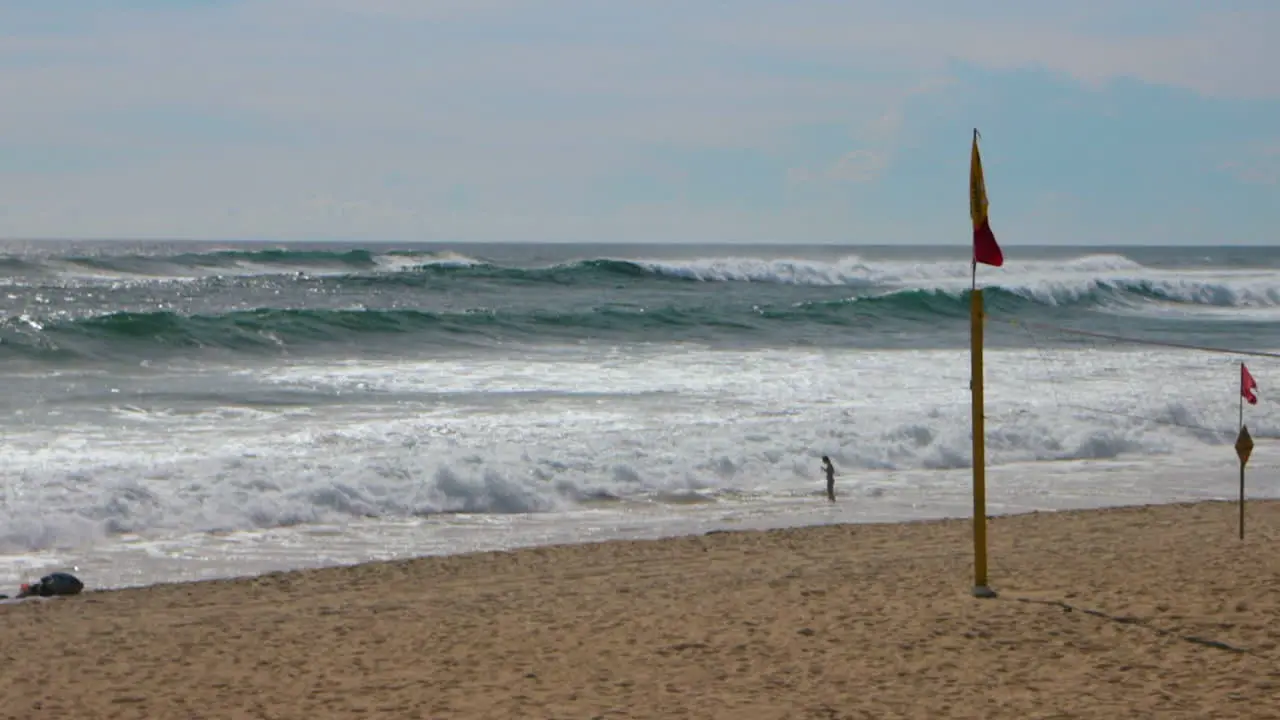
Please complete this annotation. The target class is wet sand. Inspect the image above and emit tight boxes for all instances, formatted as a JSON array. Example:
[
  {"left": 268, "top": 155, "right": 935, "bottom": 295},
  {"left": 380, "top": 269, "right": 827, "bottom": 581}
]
[{"left": 3, "top": 500, "right": 1280, "bottom": 719}]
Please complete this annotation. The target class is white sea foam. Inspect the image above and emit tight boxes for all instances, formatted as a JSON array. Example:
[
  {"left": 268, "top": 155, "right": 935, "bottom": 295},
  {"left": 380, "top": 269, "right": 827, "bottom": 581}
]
[
  {"left": 1, "top": 345, "right": 1275, "bottom": 572},
  {"left": 1, "top": 245, "right": 1277, "bottom": 591},
  {"left": 633, "top": 253, "right": 1280, "bottom": 314},
  {"left": 372, "top": 251, "right": 484, "bottom": 272}
]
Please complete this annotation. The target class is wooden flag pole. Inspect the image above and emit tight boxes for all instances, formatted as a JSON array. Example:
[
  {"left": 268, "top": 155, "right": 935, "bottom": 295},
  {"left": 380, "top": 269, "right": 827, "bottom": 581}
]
[
  {"left": 970, "top": 266, "right": 994, "bottom": 598},
  {"left": 969, "top": 127, "right": 999, "bottom": 599}
]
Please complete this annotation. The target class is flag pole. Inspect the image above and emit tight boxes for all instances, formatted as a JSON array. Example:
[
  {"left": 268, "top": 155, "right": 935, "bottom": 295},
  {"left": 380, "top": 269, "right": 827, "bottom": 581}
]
[
  {"left": 970, "top": 257, "right": 992, "bottom": 597},
  {"left": 1239, "top": 362, "right": 1246, "bottom": 540},
  {"left": 969, "top": 127, "right": 996, "bottom": 598}
]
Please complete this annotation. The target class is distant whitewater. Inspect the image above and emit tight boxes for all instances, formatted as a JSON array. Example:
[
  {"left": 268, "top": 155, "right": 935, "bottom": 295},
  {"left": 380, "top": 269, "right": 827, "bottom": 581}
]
[
  {"left": 1, "top": 241, "right": 1277, "bottom": 589},
  {"left": 2, "top": 243, "right": 1280, "bottom": 362}
]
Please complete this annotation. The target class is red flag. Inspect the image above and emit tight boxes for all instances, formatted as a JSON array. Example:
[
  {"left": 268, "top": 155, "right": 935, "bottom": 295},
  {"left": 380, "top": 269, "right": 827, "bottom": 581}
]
[
  {"left": 970, "top": 131, "right": 1004, "bottom": 267},
  {"left": 1242, "top": 363, "right": 1258, "bottom": 405}
]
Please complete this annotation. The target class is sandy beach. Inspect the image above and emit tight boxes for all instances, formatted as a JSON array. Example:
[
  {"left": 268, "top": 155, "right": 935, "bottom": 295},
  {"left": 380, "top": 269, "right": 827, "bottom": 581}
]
[{"left": 3, "top": 500, "right": 1280, "bottom": 719}]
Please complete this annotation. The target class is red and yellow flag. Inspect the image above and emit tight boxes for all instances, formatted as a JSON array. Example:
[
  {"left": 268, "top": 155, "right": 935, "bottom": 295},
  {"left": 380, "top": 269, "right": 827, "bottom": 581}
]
[{"left": 970, "top": 130, "right": 1004, "bottom": 267}]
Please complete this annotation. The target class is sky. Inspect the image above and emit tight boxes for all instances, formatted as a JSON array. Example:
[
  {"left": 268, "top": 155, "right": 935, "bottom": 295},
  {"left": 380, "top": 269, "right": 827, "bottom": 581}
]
[{"left": 0, "top": 1, "right": 1277, "bottom": 245}]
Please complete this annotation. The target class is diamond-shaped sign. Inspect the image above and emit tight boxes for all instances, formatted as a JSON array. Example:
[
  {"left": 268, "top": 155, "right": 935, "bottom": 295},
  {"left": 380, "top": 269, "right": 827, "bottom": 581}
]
[{"left": 1236, "top": 425, "right": 1254, "bottom": 466}]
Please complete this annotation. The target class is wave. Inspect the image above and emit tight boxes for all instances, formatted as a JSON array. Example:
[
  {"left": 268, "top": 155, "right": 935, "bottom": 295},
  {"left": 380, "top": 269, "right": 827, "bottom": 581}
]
[
  {"left": 0, "top": 248, "right": 1277, "bottom": 363},
  {"left": 3, "top": 248, "right": 481, "bottom": 283},
  {"left": 0, "top": 285, "right": 1269, "bottom": 363},
  {"left": 311, "top": 252, "right": 1149, "bottom": 288},
  {"left": 0, "top": 306, "right": 763, "bottom": 360},
  {"left": 12, "top": 249, "right": 1280, "bottom": 310},
  {"left": 0, "top": 384, "right": 1249, "bottom": 553},
  {"left": 0, "top": 247, "right": 1153, "bottom": 284},
  {"left": 6, "top": 247, "right": 1280, "bottom": 310}
]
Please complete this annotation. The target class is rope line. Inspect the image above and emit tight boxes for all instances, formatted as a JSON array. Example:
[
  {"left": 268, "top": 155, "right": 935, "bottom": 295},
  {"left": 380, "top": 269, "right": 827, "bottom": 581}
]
[
  {"left": 1008, "top": 315, "right": 1067, "bottom": 409},
  {"left": 990, "top": 317, "right": 1280, "bottom": 360},
  {"left": 1055, "top": 403, "right": 1239, "bottom": 438},
  {"left": 990, "top": 315, "right": 1275, "bottom": 439}
]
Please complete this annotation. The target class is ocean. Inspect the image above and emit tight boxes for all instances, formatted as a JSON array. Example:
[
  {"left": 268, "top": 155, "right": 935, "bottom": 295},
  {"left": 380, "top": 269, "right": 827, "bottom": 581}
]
[{"left": 1, "top": 241, "right": 1277, "bottom": 591}]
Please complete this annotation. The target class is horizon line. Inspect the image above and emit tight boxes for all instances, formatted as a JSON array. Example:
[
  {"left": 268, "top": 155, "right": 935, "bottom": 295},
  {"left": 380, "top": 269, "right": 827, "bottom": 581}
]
[{"left": 0, "top": 237, "right": 1274, "bottom": 249}]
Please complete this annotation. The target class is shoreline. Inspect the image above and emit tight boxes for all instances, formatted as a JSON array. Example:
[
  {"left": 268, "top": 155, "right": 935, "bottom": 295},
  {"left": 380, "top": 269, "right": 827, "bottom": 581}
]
[
  {"left": 2, "top": 496, "right": 1268, "bottom": 597},
  {"left": 4, "top": 498, "right": 1280, "bottom": 717}
]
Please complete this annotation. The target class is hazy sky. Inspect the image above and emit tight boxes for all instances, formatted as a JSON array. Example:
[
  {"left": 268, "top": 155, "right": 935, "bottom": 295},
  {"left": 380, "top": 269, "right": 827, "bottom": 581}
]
[{"left": 1, "top": 1, "right": 1277, "bottom": 244}]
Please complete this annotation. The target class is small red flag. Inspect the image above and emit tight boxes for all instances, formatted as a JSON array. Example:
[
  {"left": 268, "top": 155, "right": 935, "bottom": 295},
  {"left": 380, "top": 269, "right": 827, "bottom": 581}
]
[
  {"left": 1242, "top": 363, "right": 1258, "bottom": 405},
  {"left": 970, "top": 131, "right": 1004, "bottom": 267}
]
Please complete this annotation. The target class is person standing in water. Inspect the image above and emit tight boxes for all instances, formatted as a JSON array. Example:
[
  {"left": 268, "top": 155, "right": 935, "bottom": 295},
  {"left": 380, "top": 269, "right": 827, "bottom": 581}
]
[{"left": 821, "top": 456, "right": 836, "bottom": 502}]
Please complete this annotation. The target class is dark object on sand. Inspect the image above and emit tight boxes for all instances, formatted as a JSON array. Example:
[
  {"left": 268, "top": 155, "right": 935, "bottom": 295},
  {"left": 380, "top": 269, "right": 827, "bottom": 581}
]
[{"left": 16, "top": 572, "right": 84, "bottom": 598}]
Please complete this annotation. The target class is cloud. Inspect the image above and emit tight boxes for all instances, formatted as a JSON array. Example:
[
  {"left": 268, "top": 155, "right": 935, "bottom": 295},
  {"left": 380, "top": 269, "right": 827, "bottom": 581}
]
[
  {"left": 0, "top": 1, "right": 917, "bottom": 239},
  {"left": 711, "top": 1, "right": 1280, "bottom": 100},
  {"left": 787, "top": 138, "right": 893, "bottom": 186},
  {"left": 784, "top": 75, "right": 955, "bottom": 185},
  {"left": 0, "top": 1, "right": 1275, "bottom": 242},
  {"left": 1218, "top": 141, "right": 1280, "bottom": 185}
]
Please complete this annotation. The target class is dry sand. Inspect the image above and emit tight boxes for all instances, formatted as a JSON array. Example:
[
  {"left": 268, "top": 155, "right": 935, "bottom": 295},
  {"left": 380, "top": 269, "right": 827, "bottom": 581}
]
[{"left": 4, "top": 500, "right": 1280, "bottom": 719}]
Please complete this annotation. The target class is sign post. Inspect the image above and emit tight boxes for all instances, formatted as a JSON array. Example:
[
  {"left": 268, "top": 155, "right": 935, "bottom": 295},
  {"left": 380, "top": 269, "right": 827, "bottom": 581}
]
[{"left": 1235, "top": 425, "right": 1253, "bottom": 540}]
